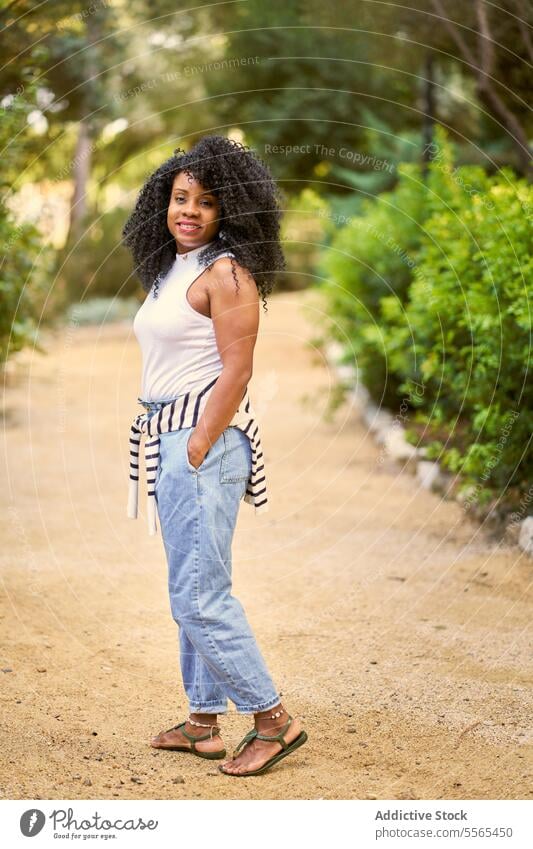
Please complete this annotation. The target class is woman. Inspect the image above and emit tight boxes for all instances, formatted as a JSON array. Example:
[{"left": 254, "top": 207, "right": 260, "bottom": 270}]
[{"left": 122, "top": 135, "right": 308, "bottom": 777}]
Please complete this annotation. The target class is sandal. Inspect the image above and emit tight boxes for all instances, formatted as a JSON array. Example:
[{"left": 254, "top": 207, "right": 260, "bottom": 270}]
[
  {"left": 151, "top": 721, "right": 226, "bottom": 760},
  {"left": 218, "top": 714, "right": 308, "bottom": 777}
]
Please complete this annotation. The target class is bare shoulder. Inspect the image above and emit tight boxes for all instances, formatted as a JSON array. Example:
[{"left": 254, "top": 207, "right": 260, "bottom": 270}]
[{"left": 206, "top": 256, "right": 258, "bottom": 299}]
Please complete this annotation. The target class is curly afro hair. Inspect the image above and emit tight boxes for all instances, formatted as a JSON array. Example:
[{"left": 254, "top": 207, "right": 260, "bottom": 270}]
[{"left": 122, "top": 135, "right": 286, "bottom": 312}]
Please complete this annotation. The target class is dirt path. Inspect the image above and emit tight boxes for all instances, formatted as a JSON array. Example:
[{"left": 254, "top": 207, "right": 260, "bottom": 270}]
[{"left": 1, "top": 289, "right": 531, "bottom": 800}]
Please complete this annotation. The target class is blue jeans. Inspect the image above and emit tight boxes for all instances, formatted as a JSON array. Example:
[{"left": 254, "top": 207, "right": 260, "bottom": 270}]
[{"left": 141, "top": 398, "right": 281, "bottom": 715}]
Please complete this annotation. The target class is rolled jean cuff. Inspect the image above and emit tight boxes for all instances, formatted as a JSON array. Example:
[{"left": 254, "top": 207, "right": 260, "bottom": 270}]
[
  {"left": 233, "top": 694, "right": 282, "bottom": 714},
  {"left": 188, "top": 700, "right": 228, "bottom": 713}
]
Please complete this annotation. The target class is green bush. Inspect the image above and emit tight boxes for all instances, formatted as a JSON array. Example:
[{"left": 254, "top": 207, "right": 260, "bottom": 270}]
[
  {"left": 389, "top": 169, "right": 532, "bottom": 496},
  {"left": 319, "top": 162, "right": 428, "bottom": 406},
  {"left": 319, "top": 126, "right": 533, "bottom": 502}
]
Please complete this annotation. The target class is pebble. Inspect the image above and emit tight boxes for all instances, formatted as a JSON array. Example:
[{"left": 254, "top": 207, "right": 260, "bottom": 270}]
[
  {"left": 346, "top": 725, "right": 357, "bottom": 733},
  {"left": 36, "top": 668, "right": 47, "bottom": 673},
  {"left": 172, "top": 776, "right": 185, "bottom": 784},
  {"left": 130, "top": 776, "right": 143, "bottom": 784},
  {"left": 83, "top": 779, "right": 92, "bottom": 786}
]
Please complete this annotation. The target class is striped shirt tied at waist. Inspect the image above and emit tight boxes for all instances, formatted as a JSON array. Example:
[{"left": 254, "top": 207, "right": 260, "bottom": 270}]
[{"left": 127, "top": 375, "right": 268, "bottom": 535}]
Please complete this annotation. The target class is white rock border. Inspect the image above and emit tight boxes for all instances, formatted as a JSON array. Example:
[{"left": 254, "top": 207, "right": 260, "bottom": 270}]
[{"left": 325, "top": 341, "right": 532, "bottom": 558}]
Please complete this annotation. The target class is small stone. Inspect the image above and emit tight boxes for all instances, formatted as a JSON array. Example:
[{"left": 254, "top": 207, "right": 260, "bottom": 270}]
[
  {"left": 130, "top": 776, "right": 143, "bottom": 784},
  {"left": 83, "top": 779, "right": 92, "bottom": 786},
  {"left": 383, "top": 427, "right": 418, "bottom": 463},
  {"left": 172, "top": 776, "right": 185, "bottom": 784},
  {"left": 416, "top": 460, "right": 443, "bottom": 491},
  {"left": 72, "top": 774, "right": 81, "bottom": 780},
  {"left": 1, "top": 668, "right": 13, "bottom": 673},
  {"left": 36, "top": 667, "right": 47, "bottom": 673},
  {"left": 518, "top": 517, "right": 533, "bottom": 556},
  {"left": 346, "top": 725, "right": 357, "bottom": 733}
]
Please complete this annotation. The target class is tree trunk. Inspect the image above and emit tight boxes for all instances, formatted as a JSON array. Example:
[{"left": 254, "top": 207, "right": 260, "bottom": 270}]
[{"left": 67, "top": 118, "right": 92, "bottom": 243}]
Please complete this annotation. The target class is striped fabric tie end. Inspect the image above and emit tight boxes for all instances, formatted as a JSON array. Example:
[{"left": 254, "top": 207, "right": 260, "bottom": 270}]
[{"left": 127, "top": 379, "right": 268, "bottom": 535}]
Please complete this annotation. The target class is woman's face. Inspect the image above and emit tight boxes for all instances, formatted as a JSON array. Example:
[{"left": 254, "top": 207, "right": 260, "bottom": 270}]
[{"left": 167, "top": 170, "right": 221, "bottom": 253}]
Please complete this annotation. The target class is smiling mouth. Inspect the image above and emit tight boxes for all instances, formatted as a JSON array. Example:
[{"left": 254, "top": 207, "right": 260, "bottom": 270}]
[{"left": 177, "top": 222, "right": 202, "bottom": 232}]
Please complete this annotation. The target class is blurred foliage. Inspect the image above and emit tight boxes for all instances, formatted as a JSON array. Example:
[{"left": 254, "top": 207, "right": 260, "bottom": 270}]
[
  {"left": 320, "top": 127, "right": 532, "bottom": 500},
  {"left": 0, "top": 0, "right": 531, "bottom": 370},
  {"left": 57, "top": 206, "right": 141, "bottom": 302},
  {"left": 0, "top": 78, "right": 55, "bottom": 364},
  {"left": 280, "top": 188, "right": 330, "bottom": 290},
  {"left": 318, "top": 161, "right": 429, "bottom": 406},
  {"left": 65, "top": 296, "right": 139, "bottom": 325}
]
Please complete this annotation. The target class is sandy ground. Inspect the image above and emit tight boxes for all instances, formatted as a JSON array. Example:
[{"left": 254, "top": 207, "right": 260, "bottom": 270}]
[{"left": 0, "top": 288, "right": 532, "bottom": 801}]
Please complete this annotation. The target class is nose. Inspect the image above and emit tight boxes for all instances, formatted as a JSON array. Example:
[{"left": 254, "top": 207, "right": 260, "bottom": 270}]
[{"left": 182, "top": 200, "right": 199, "bottom": 218}]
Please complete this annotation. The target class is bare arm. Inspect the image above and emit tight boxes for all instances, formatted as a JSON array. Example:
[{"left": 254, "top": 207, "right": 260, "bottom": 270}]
[{"left": 187, "top": 258, "right": 259, "bottom": 466}]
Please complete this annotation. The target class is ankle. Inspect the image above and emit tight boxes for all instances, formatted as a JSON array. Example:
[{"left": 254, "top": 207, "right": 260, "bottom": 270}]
[
  {"left": 254, "top": 704, "right": 289, "bottom": 730},
  {"left": 189, "top": 712, "right": 218, "bottom": 726}
]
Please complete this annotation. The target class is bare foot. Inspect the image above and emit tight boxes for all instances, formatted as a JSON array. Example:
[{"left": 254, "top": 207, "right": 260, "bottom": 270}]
[
  {"left": 151, "top": 720, "right": 225, "bottom": 756},
  {"left": 219, "top": 715, "right": 304, "bottom": 775}
]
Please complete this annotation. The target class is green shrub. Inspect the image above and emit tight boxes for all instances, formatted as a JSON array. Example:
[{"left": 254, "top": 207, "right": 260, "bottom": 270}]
[
  {"left": 391, "top": 163, "right": 532, "bottom": 493},
  {"left": 319, "top": 162, "right": 428, "bottom": 406},
  {"left": 319, "top": 126, "right": 533, "bottom": 502}
]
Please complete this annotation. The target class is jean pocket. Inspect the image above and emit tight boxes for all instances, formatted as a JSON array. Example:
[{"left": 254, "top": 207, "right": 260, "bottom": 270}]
[
  {"left": 185, "top": 430, "right": 209, "bottom": 473},
  {"left": 219, "top": 426, "right": 251, "bottom": 484}
]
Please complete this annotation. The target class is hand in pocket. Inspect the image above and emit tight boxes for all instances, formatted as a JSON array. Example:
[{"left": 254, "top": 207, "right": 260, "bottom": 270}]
[{"left": 186, "top": 431, "right": 209, "bottom": 470}]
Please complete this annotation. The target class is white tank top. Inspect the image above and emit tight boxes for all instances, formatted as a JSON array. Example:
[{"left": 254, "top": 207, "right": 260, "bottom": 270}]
[{"left": 133, "top": 241, "right": 235, "bottom": 401}]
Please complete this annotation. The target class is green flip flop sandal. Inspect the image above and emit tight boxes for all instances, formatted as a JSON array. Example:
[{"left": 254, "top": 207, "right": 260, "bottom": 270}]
[
  {"left": 218, "top": 714, "right": 308, "bottom": 777},
  {"left": 151, "top": 721, "right": 227, "bottom": 760}
]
